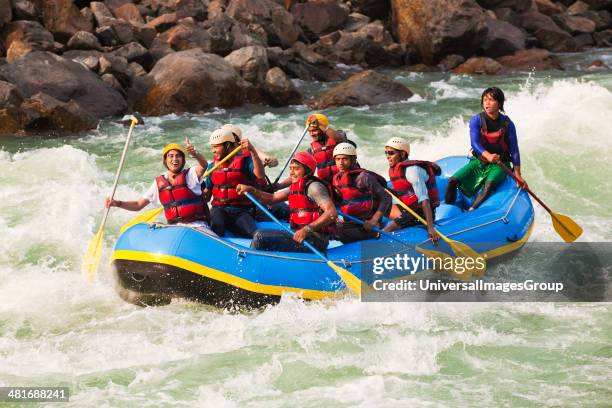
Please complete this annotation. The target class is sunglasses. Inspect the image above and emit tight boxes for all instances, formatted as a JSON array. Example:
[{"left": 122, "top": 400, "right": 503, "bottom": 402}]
[{"left": 384, "top": 150, "right": 398, "bottom": 156}]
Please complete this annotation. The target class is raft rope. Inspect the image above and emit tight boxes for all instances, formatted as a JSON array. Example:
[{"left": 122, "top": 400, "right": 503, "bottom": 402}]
[{"left": 151, "top": 187, "right": 525, "bottom": 265}]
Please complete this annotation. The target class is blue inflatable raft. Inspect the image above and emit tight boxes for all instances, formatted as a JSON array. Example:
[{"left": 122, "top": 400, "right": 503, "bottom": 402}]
[{"left": 111, "top": 156, "right": 534, "bottom": 307}]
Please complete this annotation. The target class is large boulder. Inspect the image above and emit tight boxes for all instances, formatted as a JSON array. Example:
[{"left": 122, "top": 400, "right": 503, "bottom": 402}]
[
  {"left": 496, "top": 48, "right": 563, "bottom": 70},
  {"left": 391, "top": 0, "right": 488, "bottom": 65},
  {"left": 21, "top": 92, "right": 98, "bottom": 133},
  {"left": 0, "top": 51, "right": 127, "bottom": 118},
  {"left": 0, "top": 80, "right": 24, "bottom": 108},
  {"left": 224, "top": 45, "right": 269, "bottom": 84},
  {"left": 264, "top": 66, "right": 302, "bottom": 106},
  {"left": 2, "top": 21, "right": 55, "bottom": 61},
  {"left": 226, "top": 0, "right": 302, "bottom": 48},
  {"left": 452, "top": 56, "right": 505, "bottom": 74},
  {"left": 520, "top": 10, "right": 578, "bottom": 51},
  {"left": 481, "top": 16, "right": 527, "bottom": 57},
  {"left": 134, "top": 49, "right": 246, "bottom": 115},
  {"left": 308, "top": 70, "right": 413, "bottom": 109},
  {"left": 40, "top": 0, "right": 93, "bottom": 42},
  {"left": 292, "top": 0, "right": 349, "bottom": 40}
]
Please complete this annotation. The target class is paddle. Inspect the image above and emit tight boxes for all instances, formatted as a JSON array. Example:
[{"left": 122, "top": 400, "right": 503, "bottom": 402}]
[
  {"left": 244, "top": 192, "right": 362, "bottom": 295},
  {"left": 82, "top": 114, "right": 143, "bottom": 282},
  {"left": 385, "top": 189, "right": 485, "bottom": 278},
  {"left": 498, "top": 162, "right": 582, "bottom": 242},
  {"left": 336, "top": 210, "right": 406, "bottom": 246},
  {"left": 272, "top": 125, "right": 308, "bottom": 184},
  {"left": 119, "top": 145, "right": 244, "bottom": 234}
]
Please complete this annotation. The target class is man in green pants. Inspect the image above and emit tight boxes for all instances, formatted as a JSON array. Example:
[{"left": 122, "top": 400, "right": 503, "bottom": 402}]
[{"left": 445, "top": 87, "right": 526, "bottom": 210}]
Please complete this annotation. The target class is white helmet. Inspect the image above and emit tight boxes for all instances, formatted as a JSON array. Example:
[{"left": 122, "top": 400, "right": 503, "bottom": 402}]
[
  {"left": 209, "top": 128, "right": 235, "bottom": 145},
  {"left": 221, "top": 124, "right": 242, "bottom": 140},
  {"left": 385, "top": 137, "right": 410, "bottom": 155},
  {"left": 333, "top": 142, "right": 357, "bottom": 157}
]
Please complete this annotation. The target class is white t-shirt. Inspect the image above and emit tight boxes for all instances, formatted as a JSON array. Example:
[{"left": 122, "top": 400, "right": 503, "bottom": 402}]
[
  {"left": 142, "top": 167, "right": 202, "bottom": 206},
  {"left": 404, "top": 165, "right": 429, "bottom": 203}
]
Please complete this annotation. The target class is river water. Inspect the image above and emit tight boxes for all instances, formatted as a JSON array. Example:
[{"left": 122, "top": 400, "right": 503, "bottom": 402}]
[{"left": 1, "top": 49, "right": 611, "bottom": 406}]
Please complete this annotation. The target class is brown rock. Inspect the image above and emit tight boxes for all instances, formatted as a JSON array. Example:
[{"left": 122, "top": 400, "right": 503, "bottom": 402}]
[
  {"left": 99, "top": 54, "right": 130, "bottom": 86},
  {"left": 0, "top": 51, "right": 126, "bottom": 118},
  {"left": 555, "top": 14, "right": 597, "bottom": 33},
  {"left": 2, "top": 21, "right": 55, "bottom": 53},
  {"left": 13, "top": 0, "right": 39, "bottom": 21},
  {"left": 354, "top": 21, "right": 395, "bottom": 46},
  {"left": 159, "top": 21, "right": 211, "bottom": 51},
  {"left": 128, "top": 62, "right": 147, "bottom": 77},
  {"left": 344, "top": 13, "right": 371, "bottom": 32},
  {"left": 481, "top": 16, "right": 527, "bottom": 57},
  {"left": 309, "top": 70, "right": 413, "bottom": 109},
  {"left": 292, "top": 0, "right": 349, "bottom": 39},
  {"left": 453, "top": 56, "right": 505, "bottom": 74},
  {"left": 581, "top": 0, "right": 612, "bottom": 10},
  {"left": 568, "top": 1, "right": 590, "bottom": 14},
  {"left": 175, "top": 0, "right": 207, "bottom": 20},
  {"left": 0, "top": 80, "right": 24, "bottom": 108},
  {"left": 494, "top": 7, "right": 521, "bottom": 26},
  {"left": 496, "top": 48, "right": 563, "bottom": 70},
  {"left": 535, "top": 0, "right": 564, "bottom": 15},
  {"left": 574, "top": 33, "right": 595, "bottom": 47},
  {"left": 391, "top": 0, "right": 488, "bottom": 65},
  {"left": 40, "top": 0, "right": 93, "bottom": 42},
  {"left": 114, "top": 3, "right": 145, "bottom": 25},
  {"left": 147, "top": 12, "right": 178, "bottom": 32},
  {"left": 593, "top": 29, "right": 612, "bottom": 46},
  {"left": 521, "top": 10, "right": 578, "bottom": 51},
  {"left": 132, "top": 24, "right": 157, "bottom": 48},
  {"left": 0, "top": 107, "right": 29, "bottom": 135},
  {"left": 586, "top": 59, "right": 609, "bottom": 70},
  {"left": 0, "top": 0, "right": 12, "bottom": 27},
  {"left": 226, "top": 0, "right": 302, "bottom": 48},
  {"left": 135, "top": 49, "right": 246, "bottom": 115},
  {"left": 90, "top": 2, "right": 114, "bottom": 26},
  {"left": 208, "top": 0, "right": 225, "bottom": 19},
  {"left": 149, "top": 37, "right": 175, "bottom": 62},
  {"left": 101, "top": 73, "right": 125, "bottom": 95},
  {"left": 437, "top": 54, "right": 466, "bottom": 70},
  {"left": 264, "top": 66, "right": 302, "bottom": 106},
  {"left": 225, "top": 45, "right": 269, "bottom": 83},
  {"left": 112, "top": 42, "right": 153, "bottom": 70},
  {"left": 63, "top": 49, "right": 103, "bottom": 71},
  {"left": 66, "top": 31, "right": 102, "bottom": 50},
  {"left": 21, "top": 92, "right": 98, "bottom": 133}
]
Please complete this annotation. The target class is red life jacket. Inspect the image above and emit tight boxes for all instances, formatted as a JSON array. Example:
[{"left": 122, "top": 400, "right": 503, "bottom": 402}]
[
  {"left": 389, "top": 160, "right": 441, "bottom": 211},
  {"left": 210, "top": 151, "right": 253, "bottom": 207},
  {"left": 288, "top": 176, "right": 331, "bottom": 232},
  {"left": 479, "top": 112, "right": 511, "bottom": 162},
  {"left": 156, "top": 168, "right": 209, "bottom": 224},
  {"left": 333, "top": 168, "right": 384, "bottom": 220},
  {"left": 311, "top": 136, "right": 338, "bottom": 183}
]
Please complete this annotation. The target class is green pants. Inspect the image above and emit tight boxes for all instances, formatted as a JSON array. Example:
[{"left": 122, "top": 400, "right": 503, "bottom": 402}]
[{"left": 453, "top": 158, "right": 510, "bottom": 197}]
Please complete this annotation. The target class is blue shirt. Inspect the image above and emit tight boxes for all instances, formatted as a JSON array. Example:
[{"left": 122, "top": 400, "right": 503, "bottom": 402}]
[
  {"left": 469, "top": 113, "right": 521, "bottom": 166},
  {"left": 404, "top": 165, "right": 430, "bottom": 203}
]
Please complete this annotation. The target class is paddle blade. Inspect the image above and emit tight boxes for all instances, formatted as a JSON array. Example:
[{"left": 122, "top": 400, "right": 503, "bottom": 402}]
[
  {"left": 119, "top": 207, "right": 163, "bottom": 234},
  {"left": 327, "top": 261, "right": 362, "bottom": 296},
  {"left": 551, "top": 212, "right": 582, "bottom": 243},
  {"left": 82, "top": 226, "right": 105, "bottom": 282}
]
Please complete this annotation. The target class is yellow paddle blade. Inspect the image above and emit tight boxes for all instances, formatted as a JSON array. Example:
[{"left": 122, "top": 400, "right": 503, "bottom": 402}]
[
  {"left": 551, "top": 212, "right": 582, "bottom": 243},
  {"left": 82, "top": 226, "right": 105, "bottom": 282},
  {"left": 119, "top": 207, "right": 163, "bottom": 234},
  {"left": 327, "top": 261, "right": 362, "bottom": 296},
  {"left": 445, "top": 238, "right": 487, "bottom": 278}
]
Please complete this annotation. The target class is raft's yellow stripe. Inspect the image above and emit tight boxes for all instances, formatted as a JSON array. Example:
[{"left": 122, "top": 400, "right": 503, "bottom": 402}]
[{"left": 111, "top": 250, "right": 336, "bottom": 300}]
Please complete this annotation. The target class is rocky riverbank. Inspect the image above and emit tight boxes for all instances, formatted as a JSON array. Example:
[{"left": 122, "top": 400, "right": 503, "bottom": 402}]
[{"left": 0, "top": 0, "right": 610, "bottom": 135}]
